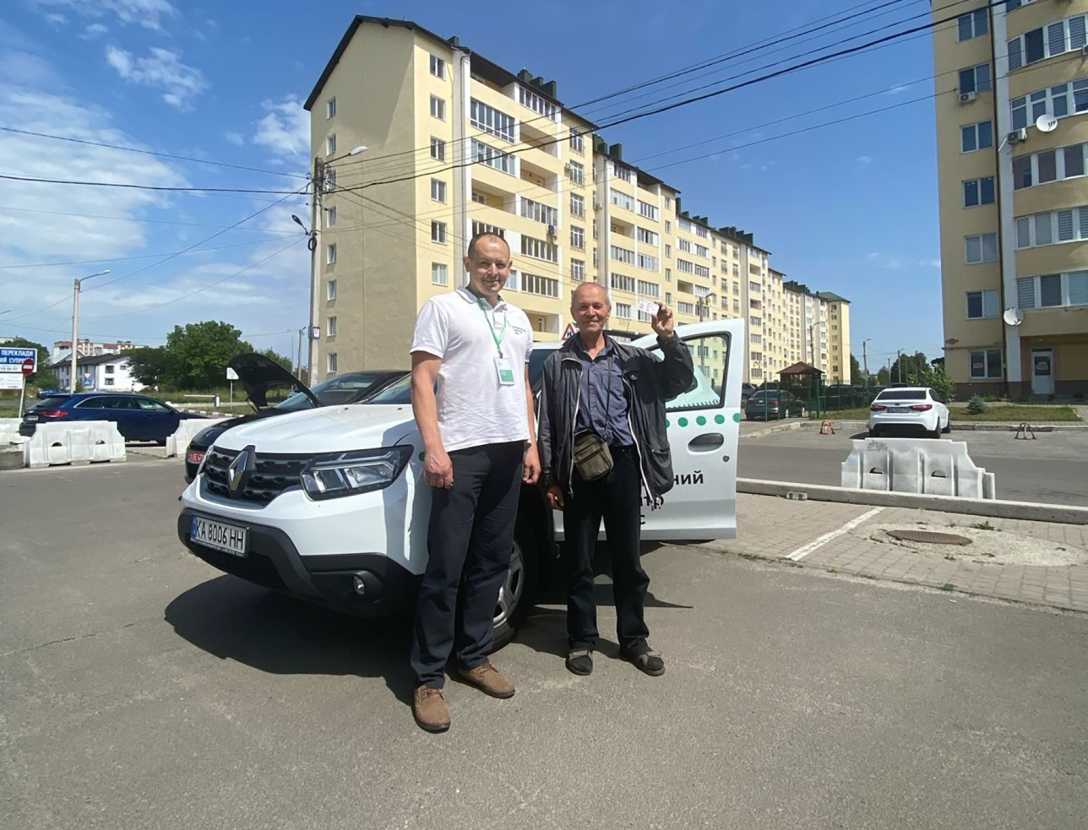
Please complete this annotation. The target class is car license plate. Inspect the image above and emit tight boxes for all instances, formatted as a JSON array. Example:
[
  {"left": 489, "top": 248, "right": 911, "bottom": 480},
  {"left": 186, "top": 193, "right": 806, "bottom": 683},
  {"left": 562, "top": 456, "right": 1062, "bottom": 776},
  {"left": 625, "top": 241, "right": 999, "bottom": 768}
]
[
  {"left": 24, "top": 414, "right": 38, "bottom": 422},
  {"left": 191, "top": 515, "right": 247, "bottom": 557}
]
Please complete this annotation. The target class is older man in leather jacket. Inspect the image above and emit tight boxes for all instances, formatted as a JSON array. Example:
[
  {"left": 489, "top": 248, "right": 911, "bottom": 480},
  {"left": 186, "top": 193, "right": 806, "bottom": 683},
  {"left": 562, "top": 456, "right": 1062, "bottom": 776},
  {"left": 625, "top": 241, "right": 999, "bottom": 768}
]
[{"left": 538, "top": 283, "right": 693, "bottom": 677}]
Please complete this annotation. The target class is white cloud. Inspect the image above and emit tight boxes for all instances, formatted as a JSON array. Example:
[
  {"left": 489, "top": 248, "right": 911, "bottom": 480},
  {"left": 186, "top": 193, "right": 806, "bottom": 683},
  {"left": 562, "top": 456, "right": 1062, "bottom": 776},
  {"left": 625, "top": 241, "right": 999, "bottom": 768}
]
[
  {"left": 81, "top": 23, "right": 109, "bottom": 39},
  {"left": 253, "top": 96, "right": 310, "bottom": 160},
  {"left": 865, "top": 252, "right": 905, "bottom": 270},
  {"left": 856, "top": 155, "right": 873, "bottom": 166},
  {"left": 887, "top": 84, "right": 912, "bottom": 96},
  {"left": 45, "top": 12, "right": 66, "bottom": 25},
  {"left": 105, "top": 46, "right": 207, "bottom": 110},
  {"left": 225, "top": 131, "right": 245, "bottom": 147},
  {"left": 30, "top": 0, "right": 178, "bottom": 31},
  {"left": 919, "top": 258, "right": 941, "bottom": 269}
]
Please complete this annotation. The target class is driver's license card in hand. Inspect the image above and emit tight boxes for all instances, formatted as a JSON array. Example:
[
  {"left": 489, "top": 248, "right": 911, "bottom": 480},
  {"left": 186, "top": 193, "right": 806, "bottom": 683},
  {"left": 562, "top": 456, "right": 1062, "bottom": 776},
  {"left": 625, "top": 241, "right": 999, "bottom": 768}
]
[{"left": 637, "top": 300, "right": 660, "bottom": 317}]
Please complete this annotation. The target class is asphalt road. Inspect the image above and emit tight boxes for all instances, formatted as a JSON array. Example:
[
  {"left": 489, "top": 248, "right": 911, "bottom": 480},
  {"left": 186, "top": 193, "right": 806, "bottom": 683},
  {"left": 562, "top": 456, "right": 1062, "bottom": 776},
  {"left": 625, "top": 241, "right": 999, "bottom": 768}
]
[
  {"left": 739, "top": 427, "right": 1088, "bottom": 506},
  {"left": 2, "top": 461, "right": 1087, "bottom": 829}
]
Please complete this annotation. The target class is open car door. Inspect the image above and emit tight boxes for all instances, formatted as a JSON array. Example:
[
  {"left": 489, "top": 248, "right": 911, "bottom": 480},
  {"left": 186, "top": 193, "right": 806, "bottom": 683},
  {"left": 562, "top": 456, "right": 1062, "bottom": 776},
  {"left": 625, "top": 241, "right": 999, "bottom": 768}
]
[{"left": 228, "top": 353, "right": 319, "bottom": 411}]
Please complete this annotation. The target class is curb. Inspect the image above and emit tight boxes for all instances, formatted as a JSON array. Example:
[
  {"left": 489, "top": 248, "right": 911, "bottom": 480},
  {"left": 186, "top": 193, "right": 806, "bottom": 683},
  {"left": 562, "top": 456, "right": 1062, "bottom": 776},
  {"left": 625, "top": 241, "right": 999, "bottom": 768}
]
[
  {"left": 817, "top": 418, "right": 1085, "bottom": 433},
  {"left": 737, "top": 477, "right": 1088, "bottom": 525},
  {"left": 740, "top": 421, "right": 805, "bottom": 439}
]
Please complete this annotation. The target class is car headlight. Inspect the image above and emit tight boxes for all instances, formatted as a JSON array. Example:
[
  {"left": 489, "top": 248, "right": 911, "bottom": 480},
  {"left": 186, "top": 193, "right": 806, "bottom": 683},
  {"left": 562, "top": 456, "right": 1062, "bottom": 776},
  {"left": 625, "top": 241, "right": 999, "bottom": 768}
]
[{"left": 300, "top": 445, "right": 413, "bottom": 500}]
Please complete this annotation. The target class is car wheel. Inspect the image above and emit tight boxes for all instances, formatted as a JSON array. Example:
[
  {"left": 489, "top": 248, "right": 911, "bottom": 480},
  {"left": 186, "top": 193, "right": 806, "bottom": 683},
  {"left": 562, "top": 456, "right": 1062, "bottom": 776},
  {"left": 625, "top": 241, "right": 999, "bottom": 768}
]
[
  {"left": 489, "top": 534, "right": 538, "bottom": 651},
  {"left": 929, "top": 422, "right": 941, "bottom": 439},
  {"left": 942, "top": 418, "right": 951, "bottom": 434},
  {"left": 869, "top": 427, "right": 879, "bottom": 438}
]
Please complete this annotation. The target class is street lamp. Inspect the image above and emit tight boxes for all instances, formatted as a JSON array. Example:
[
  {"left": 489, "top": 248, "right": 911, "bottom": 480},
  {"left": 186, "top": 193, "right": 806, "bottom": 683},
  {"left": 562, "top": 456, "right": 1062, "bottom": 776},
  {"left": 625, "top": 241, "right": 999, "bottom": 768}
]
[{"left": 69, "top": 269, "right": 111, "bottom": 392}]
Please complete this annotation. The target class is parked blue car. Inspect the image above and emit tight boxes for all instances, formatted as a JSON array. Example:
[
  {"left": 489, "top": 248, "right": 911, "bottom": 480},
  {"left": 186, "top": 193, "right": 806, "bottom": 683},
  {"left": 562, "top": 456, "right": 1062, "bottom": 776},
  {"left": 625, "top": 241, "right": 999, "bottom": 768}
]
[{"left": 19, "top": 392, "right": 203, "bottom": 442}]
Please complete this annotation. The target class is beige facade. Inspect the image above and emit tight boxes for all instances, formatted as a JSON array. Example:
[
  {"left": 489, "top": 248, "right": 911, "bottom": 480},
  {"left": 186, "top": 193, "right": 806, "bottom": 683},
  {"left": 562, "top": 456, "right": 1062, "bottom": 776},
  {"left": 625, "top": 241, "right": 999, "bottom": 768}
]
[
  {"left": 933, "top": 1, "right": 1088, "bottom": 398},
  {"left": 304, "top": 16, "right": 851, "bottom": 386}
]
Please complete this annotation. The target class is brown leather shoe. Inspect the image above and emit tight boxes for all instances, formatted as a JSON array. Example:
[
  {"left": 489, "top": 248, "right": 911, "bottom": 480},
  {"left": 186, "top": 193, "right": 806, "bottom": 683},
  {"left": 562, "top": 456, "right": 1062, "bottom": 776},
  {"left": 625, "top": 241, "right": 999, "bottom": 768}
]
[
  {"left": 412, "top": 686, "right": 450, "bottom": 732},
  {"left": 458, "top": 660, "right": 515, "bottom": 699}
]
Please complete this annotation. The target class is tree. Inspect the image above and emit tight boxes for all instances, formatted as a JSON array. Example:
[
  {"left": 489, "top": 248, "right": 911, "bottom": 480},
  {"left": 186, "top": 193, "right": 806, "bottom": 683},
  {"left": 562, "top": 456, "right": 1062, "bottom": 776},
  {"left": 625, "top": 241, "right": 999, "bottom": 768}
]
[
  {"left": 259, "top": 348, "right": 293, "bottom": 372},
  {"left": 876, "top": 366, "right": 891, "bottom": 386},
  {"left": 850, "top": 353, "right": 863, "bottom": 384},
  {"left": 888, "top": 352, "right": 930, "bottom": 385},
  {"left": 164, "top": 321, "right": 254, "bottom": 389},
  {"left": 126, "top": 346, "right": 175, "bottom": 387},
  {"left": 2, "top": 337, "right": 57, "bottom": 389}
]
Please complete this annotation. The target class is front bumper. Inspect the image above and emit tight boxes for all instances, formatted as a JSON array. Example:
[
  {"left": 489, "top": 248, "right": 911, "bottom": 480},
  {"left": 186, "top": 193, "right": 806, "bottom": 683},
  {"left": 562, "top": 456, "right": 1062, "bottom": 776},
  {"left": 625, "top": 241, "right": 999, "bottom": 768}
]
[{"left": 178, "top": 508, "right": 419, "bottom": 616}]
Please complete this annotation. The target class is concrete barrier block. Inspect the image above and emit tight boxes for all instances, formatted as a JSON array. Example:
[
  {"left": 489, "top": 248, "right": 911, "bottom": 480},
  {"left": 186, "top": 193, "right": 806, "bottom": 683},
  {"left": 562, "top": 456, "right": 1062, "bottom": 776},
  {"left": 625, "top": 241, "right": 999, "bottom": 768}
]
[
  {"left": 23, "top": 421, "right": 126, "bottom": 468},
  {"left": 164, "top": 418, "right": 225, "bottom": 458},
  {"left": 841, "top": 437, "right": 994, "bottom": 500}
]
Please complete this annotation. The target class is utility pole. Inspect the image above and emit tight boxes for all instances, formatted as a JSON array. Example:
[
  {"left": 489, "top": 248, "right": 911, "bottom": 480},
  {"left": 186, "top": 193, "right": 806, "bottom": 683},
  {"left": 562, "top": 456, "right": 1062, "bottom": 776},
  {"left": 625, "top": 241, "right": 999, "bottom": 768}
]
[
  {"left": 307, "top": 154, "right": 323, "bottom": 383},
  {"left": 69, "top": 269, "right": 111, "bottom": 392},
  {"left": 896, "top": 349, "right": 903, "bottom": 384}
]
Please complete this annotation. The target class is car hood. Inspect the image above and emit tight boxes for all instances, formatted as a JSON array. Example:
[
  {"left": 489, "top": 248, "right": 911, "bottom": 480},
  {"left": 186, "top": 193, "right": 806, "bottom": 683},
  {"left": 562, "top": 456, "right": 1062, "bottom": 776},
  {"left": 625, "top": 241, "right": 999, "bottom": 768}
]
[
  {"left": 211, "top": 404, "right": 418, "bottom": 455},
  {"left": 229, "top": 352, "right": 319, "bottom": 410}
]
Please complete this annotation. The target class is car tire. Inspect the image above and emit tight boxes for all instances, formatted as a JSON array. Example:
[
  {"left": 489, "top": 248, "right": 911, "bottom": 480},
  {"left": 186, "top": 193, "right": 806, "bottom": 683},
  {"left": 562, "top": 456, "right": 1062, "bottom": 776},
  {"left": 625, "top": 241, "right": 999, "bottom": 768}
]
[
  {"left": 942, "top": 418, "right": 951, "bottom": 434},
  {"left": 929, "top": 422, "right": 941, "bottom": 439},
  {"left": 869, "top": 427, "right": 880, "bottom": 438},
  {"left": 489, "top": 534, "right": 538, "bottom": 652}
]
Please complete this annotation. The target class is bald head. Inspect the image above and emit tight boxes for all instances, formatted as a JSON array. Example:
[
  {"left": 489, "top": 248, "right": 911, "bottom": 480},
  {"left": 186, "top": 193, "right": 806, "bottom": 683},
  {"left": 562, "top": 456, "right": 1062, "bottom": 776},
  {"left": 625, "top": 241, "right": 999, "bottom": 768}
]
[{"left": 571, "top": 282, "right": 610, "bottom": 311}]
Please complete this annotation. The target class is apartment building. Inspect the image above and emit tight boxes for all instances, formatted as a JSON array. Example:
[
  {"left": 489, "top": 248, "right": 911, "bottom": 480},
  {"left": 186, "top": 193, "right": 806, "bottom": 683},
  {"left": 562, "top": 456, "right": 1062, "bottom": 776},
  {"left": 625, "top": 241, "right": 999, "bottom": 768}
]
[
  {"left": 934, "top": 1, "right": 1088, "bottom": 398},
  {"left": 303, "top": 16, "right": 851, "bottom": 387}
]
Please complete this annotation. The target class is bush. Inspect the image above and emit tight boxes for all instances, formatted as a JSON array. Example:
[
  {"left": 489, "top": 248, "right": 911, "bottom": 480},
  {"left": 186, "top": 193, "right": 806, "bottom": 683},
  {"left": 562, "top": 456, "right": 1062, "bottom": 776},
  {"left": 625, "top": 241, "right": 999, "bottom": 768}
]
[{"left": 966, "top": 395, "right": 988, "bottom": 415}]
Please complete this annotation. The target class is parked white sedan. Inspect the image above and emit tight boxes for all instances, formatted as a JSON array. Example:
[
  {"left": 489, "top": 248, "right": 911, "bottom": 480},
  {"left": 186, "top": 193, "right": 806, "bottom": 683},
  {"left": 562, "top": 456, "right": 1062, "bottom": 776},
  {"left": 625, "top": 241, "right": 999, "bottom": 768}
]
[{"left": 868, "top": 387, "right": 950, "bottom": 438}]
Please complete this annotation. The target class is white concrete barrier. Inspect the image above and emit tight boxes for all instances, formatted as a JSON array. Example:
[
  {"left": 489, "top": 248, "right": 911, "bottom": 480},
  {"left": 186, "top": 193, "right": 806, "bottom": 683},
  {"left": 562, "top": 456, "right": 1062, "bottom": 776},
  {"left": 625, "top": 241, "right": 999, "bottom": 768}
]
[
  {"left": 164, "top": 417, "right": 225, "bottom": 459},
  {"left": 23, "top": 421, "right": 126, "bottom": 468},
  {"left": 0, "top": 417, "right": 21, "bottom": 445},
  {"left": 841, "top": 437, "right": 995, "bottom": 500}
]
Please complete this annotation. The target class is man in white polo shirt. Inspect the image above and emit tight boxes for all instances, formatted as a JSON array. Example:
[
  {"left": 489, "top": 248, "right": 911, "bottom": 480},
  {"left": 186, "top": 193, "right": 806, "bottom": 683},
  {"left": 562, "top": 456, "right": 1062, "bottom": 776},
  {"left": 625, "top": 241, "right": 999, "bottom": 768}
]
[{"left": 408, "top": 231, "right": 539, "bottom": 733}]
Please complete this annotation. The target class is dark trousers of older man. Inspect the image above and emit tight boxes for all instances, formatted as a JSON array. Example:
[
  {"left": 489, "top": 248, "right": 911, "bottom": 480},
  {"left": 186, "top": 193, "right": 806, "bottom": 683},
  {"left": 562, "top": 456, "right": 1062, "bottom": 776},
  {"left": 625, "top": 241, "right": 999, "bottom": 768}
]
[
  {"left": 563, "top": 445, "right": 650, "bottom": 654},
  {"left": 410, "top": 441, "right": 524, "bottom": 689}
]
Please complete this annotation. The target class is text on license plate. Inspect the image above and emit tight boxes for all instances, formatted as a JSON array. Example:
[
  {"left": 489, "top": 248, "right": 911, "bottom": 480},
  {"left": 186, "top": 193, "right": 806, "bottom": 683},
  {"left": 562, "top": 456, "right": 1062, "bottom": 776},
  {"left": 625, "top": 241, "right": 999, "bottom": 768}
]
[{"left": 191, "top": 516, "right": 247, "bottom": 557}]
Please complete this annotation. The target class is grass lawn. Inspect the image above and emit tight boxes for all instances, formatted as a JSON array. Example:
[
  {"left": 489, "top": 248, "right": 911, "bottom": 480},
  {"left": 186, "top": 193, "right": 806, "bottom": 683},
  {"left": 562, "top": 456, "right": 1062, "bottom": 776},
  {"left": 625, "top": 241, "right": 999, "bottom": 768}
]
[{"left": 816, "top": 405, "right": 1082, "bottom": 423}]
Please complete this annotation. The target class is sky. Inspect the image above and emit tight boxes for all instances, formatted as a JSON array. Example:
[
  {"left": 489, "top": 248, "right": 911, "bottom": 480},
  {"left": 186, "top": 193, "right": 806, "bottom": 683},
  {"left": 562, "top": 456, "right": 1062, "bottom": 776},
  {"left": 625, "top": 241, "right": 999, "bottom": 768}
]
[{"left": 0, "top": 0, "right": 948, "bottom": 373}]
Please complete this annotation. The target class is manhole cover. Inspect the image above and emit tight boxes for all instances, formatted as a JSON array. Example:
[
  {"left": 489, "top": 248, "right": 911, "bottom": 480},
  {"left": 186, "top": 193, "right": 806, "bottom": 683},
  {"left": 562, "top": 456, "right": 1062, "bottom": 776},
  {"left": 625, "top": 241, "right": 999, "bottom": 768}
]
[{"left": 886, "top": 530, "right": 973, "bottom": 546}]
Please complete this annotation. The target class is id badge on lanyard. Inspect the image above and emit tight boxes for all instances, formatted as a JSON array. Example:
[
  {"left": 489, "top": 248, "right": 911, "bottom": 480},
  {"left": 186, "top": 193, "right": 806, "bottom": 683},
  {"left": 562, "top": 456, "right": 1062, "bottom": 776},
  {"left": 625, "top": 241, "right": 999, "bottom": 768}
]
[
  {"left": 495, "top": 356, "right": 515, "bottom": 386},
  {"left": 480, "top": 299, "right": 515, "bottom": 387}
]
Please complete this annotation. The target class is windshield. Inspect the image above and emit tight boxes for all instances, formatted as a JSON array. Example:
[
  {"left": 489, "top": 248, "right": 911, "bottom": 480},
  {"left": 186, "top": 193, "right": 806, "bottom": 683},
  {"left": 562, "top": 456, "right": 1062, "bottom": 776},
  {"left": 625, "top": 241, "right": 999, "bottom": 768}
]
[
  {"left": 364, "top": 373, "right": 412, "bottom": 405},
  {"left": 749, "top": 391, "right": 783, "bottom": 401},
  {"left": 275, "top": 372, "right": 394, "bottom": 411},
  {"left": 33, "top": 396, "right": 70, "bottom": 410},
  {"left": 876, "top": 389, "right": 928, "bottom": 401}
]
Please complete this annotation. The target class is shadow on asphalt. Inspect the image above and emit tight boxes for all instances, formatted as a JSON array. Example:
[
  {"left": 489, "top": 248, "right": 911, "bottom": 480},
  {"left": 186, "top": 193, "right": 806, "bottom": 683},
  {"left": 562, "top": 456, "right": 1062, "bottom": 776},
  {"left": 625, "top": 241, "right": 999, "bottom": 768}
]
[{"left": 164, "top": 575, "right": 416, "bottom": 704}]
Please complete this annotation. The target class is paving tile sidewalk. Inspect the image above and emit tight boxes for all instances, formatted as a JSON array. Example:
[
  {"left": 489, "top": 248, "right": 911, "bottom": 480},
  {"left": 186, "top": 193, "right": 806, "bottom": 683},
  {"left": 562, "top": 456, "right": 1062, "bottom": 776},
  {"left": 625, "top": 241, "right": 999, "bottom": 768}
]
[{"left": 699, "top": 494, "right": 1088, "bottom": 614}]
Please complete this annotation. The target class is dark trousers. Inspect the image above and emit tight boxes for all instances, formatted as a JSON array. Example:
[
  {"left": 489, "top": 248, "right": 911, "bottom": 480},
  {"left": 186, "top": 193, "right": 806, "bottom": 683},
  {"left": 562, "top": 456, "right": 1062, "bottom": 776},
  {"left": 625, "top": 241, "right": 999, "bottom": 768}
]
[
  {"left": 410, "top": 441, "right": 523, "bottom": 689},
  {"left": 563, "top": 445, "right": 649, "bottom": 654}
]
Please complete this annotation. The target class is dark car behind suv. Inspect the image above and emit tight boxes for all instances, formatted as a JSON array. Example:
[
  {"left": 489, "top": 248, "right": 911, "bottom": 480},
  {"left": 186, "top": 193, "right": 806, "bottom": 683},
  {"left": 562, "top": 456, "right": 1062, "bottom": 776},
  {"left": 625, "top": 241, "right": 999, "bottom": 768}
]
[
  {"left": 744, "top": 389, "right": 799, "bottom": 421},
  {"left": 20, "top": 392, "right": 202, "bottom": 442},
  {"left": 183, "top": 354, "right": 405, "bottom": 481}
]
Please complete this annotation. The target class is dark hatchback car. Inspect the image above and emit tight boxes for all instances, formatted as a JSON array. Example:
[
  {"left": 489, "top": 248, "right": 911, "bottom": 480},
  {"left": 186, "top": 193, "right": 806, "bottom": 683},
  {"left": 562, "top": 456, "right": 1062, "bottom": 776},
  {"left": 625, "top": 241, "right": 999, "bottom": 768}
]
[
  {"left": 183, "top": 353, "right": 405, "bottom": 481},
  {"left": 19, "top": 392, "right": 201, "bottom": 441},
  {"left": 744, "top": 389, "right": 799, "bottom": 421}
]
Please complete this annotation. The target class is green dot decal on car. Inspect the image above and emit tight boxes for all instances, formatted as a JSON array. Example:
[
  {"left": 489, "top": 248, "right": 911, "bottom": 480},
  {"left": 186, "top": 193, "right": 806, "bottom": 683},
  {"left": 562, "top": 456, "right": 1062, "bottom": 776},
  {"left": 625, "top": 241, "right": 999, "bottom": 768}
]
[
  {"left": 715, "top": 414, "right": 725, "bottom": 424},
  {"left": 678, "top": 417, "right": 688, "bottom": 428},
  {"left": 733, "top": 412, "right": 742, "bottom": 423},
  {"left": 696, "top": 415, "right": 706, "bottom": 426}
]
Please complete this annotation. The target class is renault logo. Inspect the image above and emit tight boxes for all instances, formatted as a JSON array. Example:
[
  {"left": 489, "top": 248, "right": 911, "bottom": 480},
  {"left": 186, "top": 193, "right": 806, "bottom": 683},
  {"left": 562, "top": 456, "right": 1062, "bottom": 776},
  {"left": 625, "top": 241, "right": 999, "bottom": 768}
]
[{"left": 227, "top": 445, "right": 256, "bottom": 495}]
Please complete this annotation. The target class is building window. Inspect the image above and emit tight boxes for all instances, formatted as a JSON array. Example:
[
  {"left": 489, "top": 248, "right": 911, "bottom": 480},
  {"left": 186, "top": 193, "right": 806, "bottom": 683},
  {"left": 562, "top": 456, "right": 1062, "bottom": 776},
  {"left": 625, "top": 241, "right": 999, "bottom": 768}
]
[
  {"left": 327, "top": 279, "right": 337, "bottom": 301},
  {"left": 431, "top": 263, "right": 448, "bottom": 286},
  {"left": 965, "top": 233, "right": 997, "bottom": 264},
  {"left": 958, "top": 63, "right": 991, "bottom": 94},
  {"left": 1018, "top": 271, "right": 1088, "bottom": 308},
  {"left": 570, "top": 225, "right": 585, "bottom": 250},
  {"left": 969, "top": 350, "right": 1002, "bottom": 379},
  {"left": 521, "top": 235, "right": 558, "bottom": 263},
  {"left": 610, "top": 272, "right": 636, "bottom": 293},
  {"left": 961, "top": 120, "right": 993, "bottom": 152},
  {"left": 664, "top": 244, "right": 671, "bottom": 257},
  {"left": 615, "top": 302, "right": 632, "bottom": 319},
  {"left": 1011, "top": 78, "right": 1088, "bottom": 130},
  {"left": 637, "top": 254, "right": 659, "bottom": 271},
  {"left": 519, "top": 86, "right": 557, "bottom": 118},
  {"left": 326, "top": 243, "right": 337, "bottom": 265},
  {"left": 326, "top": 97, "right": 336, "bottom": 119},
  {"left": 431, "top": 178, "right": 446, "bottom": 203},
  {"left": 327, "top": 353, "right": 338, "bottom": 375},
  {"left": 471, "top": 220, "right": 504, "bottom": 240},
  {"left": 327, "top": 316, "right": 337, "bottom": 337},
  {"left": 1013, "top": 142, "right": 1087, "bottom": 190},
  {"left": 665, "top": 268, "right": 671, "bottom": 282},
  {"left": 1016, "top": 205, "right": 1088, "bottom": 248},
  {"left": 637, "top": 227, "right": 659, "bottom": 245},
  {"left": 325, "top": 206, "right": 336, "bottom": 227},
  {"left": 610, "top": 162, "right": 633, "bottom": 183},
  {"left": 638, "top": 200, "right": 658, "bottom": 221},
  {"left": 610, "top": 245, "right": 636, "bottom": 266},
  {"left": 637, "top": 279, "right": 659, "bottom": 298},
  {"left": 522, "top": 272, "right": 559, "bottom": 297},
  {"left": 326, "top": 133, "right": 336, "bottom": 157},
  {"left": 520, "top": 197, "right": 558, "bottom": 227},
  {"left": 569, "top": 128, "right": 584, "bottom": 154},
  {"left": 1008, "top": 15, "right": 1088, "bottom": 71},
  {"left": 471, "top": 139, "right": 515, "bottom": 175},
  {"left": 610, "top": 188, "right": 635, "bottom": 212},
  {"left": 963, "top": 176, "right": 995, "bottom": 207},
  {"left": 957, "top": 8, "right": 988, "bottom": 42},
  {"left": 430, "top": 95, "right": 445, "bottom": 120},
  {"left": 567, "top": 160, "right": 584, "bottom": 186},
  {"left": 430, "top": 137, "right": 446, "bottom": 161},
  {"left": 570, "top": 259, "right": 585, "bottom": 282},
  {"left": 429, "top": 54, "right": 445, "bottom": 79},
  {"left": 431, "top": 221, "right": 447, "bottom": 244},
  {"left": 470, "top": 99, "right": 515, "bottom": 142},
  {"left": 325, "top": 167, "right": 336, "bottom": 190},
  {"left": 966, "top": 289, "right": 999, "bottom": 319},
  {"left": 570, "top": 193, "right": 585, "bottom": 218},
  {"left": 677, "top": 301, "right": 695, "bottom": 315}
]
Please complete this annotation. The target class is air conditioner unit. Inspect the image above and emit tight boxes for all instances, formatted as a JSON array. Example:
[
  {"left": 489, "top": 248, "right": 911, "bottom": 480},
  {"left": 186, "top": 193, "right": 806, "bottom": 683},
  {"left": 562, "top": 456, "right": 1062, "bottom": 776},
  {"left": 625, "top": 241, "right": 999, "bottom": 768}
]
[
  {"left": 563, "top": 163, "right": 572, "bottom": 175},
  {"left": 546, "top": 224, "right": 556, "bottom": 238},
  {"left": 1008, "top": 127, "right": 1028, "bottom": 144},
  {"left": 958, "top": 91, "right": 977, "bottom": 104}
]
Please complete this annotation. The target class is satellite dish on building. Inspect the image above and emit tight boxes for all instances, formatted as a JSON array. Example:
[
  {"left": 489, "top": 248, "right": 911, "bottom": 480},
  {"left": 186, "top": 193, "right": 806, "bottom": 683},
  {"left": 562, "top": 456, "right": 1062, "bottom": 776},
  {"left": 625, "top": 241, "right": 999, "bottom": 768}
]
[
  {"left": 1003, "top": 307, "right": 1024, "bottom": 327},
  {"left": 1035, "top": 114, "right": 1058, "bottom": 133}
]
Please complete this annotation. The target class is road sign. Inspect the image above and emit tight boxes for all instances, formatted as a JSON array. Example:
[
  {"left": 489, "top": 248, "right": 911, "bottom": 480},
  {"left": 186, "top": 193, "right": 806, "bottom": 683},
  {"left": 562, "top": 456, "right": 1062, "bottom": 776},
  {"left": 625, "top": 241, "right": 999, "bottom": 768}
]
[
  {"left": 561, "top": 323, "right": 577, "bottom": 339},
  {"left": 0, "top": 373, "right": 23, "bottom": 390},
  {"left": 21, "top": 358, "right": 35, "bottom": 376},
  {"left": 0, "top": 347, "right": 37, "bottom": 374}
]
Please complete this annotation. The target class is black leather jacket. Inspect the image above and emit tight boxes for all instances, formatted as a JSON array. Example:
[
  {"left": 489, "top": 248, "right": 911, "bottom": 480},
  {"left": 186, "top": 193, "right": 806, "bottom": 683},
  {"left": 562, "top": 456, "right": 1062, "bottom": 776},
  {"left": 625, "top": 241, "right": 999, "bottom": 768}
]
[{"left": 538, "top": 334, "right": 694, "bottom": 502}]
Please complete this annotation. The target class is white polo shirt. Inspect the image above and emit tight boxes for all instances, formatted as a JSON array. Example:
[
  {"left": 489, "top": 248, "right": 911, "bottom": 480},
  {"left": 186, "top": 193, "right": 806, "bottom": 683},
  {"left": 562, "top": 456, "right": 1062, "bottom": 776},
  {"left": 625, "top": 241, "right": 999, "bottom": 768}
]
[{"left": 410, "top": 287, "right": 534, "bottom": 452}]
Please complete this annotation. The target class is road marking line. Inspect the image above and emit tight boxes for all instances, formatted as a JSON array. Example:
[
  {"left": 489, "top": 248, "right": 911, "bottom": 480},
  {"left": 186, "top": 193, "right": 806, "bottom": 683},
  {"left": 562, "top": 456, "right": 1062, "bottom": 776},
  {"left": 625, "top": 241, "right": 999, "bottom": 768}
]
[{"left": 785, "top": 507, "right": 884, "bottom": 562}]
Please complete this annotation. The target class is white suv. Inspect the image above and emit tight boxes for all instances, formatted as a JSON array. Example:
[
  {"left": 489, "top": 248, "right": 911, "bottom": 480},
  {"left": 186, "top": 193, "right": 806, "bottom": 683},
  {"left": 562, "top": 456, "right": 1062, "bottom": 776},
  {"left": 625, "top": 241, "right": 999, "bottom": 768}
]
[
  {"left": 178, "top": 320, "right": 743, "bottom": 646},
  {"left": 868, "top": 386, "right": 951, "bottom": 438}
]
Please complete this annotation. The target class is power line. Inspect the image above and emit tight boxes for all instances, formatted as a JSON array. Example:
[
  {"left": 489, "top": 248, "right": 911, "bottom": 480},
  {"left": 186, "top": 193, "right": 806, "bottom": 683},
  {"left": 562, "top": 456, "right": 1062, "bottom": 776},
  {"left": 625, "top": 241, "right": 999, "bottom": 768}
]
[
  {"left": 0, "top": 126, "right": 309, "bottom": 180},
  {"left": 0, "top": 238, "right": 303, "bottom": 270},
  {"left": 0, "top": 173, "right": 301, "bottom": 195},
  {"left": 0, "top": 204, "right": 299, "bottom": 234}
]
